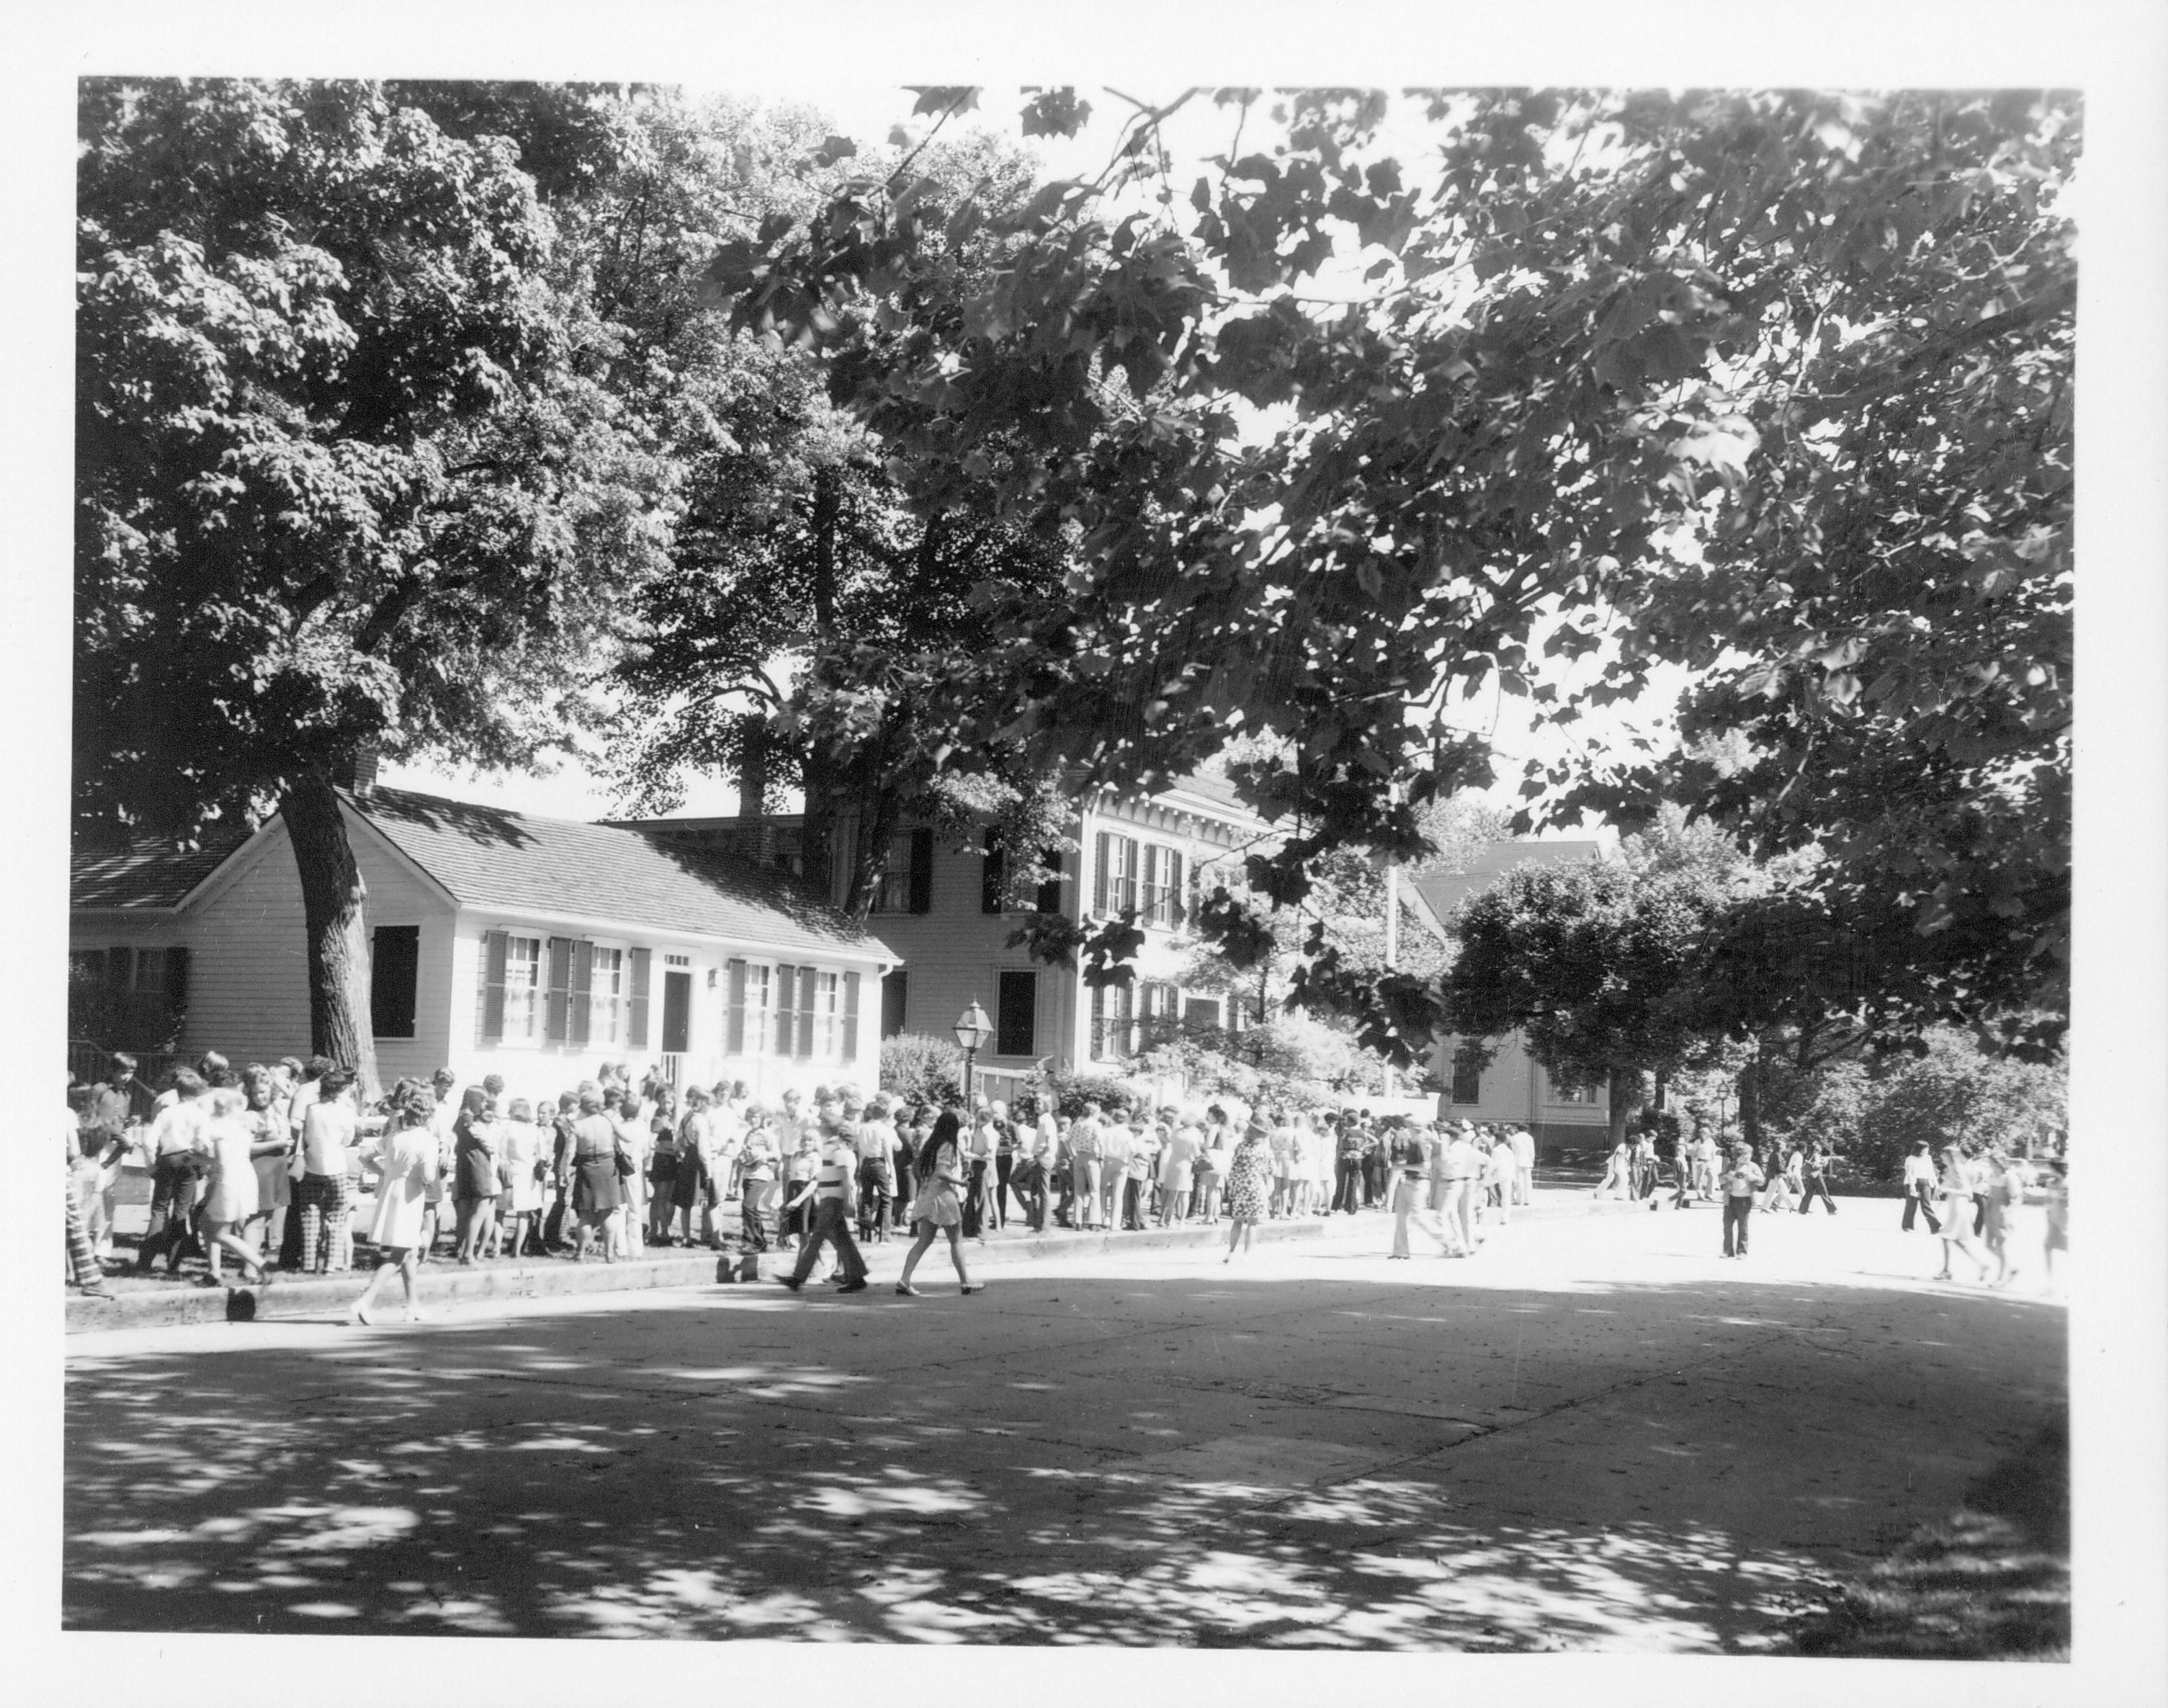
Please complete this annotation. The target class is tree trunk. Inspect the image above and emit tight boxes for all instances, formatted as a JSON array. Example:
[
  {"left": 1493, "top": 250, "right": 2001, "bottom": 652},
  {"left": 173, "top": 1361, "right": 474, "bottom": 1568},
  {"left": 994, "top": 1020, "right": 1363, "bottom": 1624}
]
[
  {"left": 1737, "top": 1052, "right": 1762, "bottom": 1150},
  {"left": 843, "top": 777, "right": 902, "bottom": 922},
  {"left": 279, "top": 769, "right": 382, "bottom": 1098},
  {"left": 797, "top": 465, "right": 843, "bottom": 898},
  {"left": 1607, "top": 1065, "right": 1639, "bottom": 1148}
]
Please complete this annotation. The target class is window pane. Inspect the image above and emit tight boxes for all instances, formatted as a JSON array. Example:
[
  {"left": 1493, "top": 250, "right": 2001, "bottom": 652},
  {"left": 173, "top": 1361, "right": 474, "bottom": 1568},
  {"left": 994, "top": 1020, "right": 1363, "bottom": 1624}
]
[{"left": 996, "top": 970, "right": 1036, "bottom": 1058}]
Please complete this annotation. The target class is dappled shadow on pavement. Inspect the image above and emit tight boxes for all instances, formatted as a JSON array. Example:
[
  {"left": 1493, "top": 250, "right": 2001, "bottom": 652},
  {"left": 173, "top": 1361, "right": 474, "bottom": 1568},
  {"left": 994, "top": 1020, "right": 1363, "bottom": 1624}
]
[{"left": 65, "top": 1269, "right": 2066, "bottom": 1650}]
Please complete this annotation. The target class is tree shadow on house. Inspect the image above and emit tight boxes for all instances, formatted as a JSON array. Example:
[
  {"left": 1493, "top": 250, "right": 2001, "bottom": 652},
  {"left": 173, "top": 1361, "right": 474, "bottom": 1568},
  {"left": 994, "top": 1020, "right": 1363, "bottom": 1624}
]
[{"left": 63, "top": 1270, "right": 2067, "bottom": 1650}]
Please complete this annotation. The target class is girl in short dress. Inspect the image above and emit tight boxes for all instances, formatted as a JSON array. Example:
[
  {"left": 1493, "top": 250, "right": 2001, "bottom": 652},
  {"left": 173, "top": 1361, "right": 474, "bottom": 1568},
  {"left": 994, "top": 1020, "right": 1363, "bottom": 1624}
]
[
  {"left": 350, "top": 1088, "right": 442, "bottom": 1324},
  {"left": 197, "top": 1088, "right": 286, "bottom": 1287},
  {"left": 495, "top": 1099, "right": 547, "bottom": 1259},
  {"left": 896, "top": 1110, "right": 980, "bottom": 1296}
]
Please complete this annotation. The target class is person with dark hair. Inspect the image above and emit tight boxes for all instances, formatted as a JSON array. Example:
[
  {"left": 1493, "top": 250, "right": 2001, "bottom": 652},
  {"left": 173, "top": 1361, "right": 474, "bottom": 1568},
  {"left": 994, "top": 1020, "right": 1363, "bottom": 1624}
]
[
  {"left": 197, "top": 1050, "right": 236, "bottom": 1090},
  {"left": 135, "top": 1068, "right": 212, "bottom": 1274},
  {"left": 451, "top": 1087, "right": 499, "bottom": 1264},
  {"left": 895, "top": 1111, "right": 980, "bottom": 1296}
]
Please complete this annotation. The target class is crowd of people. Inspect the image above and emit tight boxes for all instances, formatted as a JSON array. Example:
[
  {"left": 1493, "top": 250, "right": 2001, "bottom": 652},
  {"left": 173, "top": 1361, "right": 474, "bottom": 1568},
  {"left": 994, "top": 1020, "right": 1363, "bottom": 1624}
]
[
  {"left": 61, "top": 1051, "right": 1549, "bottom": 1305},
  {"left": 62, "top": 1049, "right": 2066, "bottom": 1309},
  {"left": 1585, "top": 1122, "right": 2067, "bottom": 1282}
]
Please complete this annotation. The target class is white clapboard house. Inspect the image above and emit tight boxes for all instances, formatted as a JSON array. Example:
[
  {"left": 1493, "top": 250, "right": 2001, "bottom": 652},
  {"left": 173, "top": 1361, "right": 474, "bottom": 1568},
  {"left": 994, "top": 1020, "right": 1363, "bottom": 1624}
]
[
  {"left": 68, "top": 780, "right": 900, "bottom": 1108},
  {"left": 614, "top": 772, "right": 1268, "bottom": 1104},
  {"left": 1402, "top": 839, "right": 1616, "bottom": 1155}
]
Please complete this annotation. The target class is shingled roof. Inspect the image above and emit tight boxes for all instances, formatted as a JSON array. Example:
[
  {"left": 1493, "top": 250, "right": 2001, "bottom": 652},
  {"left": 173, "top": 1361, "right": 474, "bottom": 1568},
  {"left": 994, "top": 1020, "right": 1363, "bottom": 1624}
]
[
  {"left": 357, "top": 788, "right": 895, "bottom": 959},
  {"left": 71, "top": 787, "right": 895, "bottom": 962},
  {"left": 1405, "top": 839, "right": 1608, "bottom": 934},
  {"left": 71, "top": 823, "right": 259, "bottom": 911}
]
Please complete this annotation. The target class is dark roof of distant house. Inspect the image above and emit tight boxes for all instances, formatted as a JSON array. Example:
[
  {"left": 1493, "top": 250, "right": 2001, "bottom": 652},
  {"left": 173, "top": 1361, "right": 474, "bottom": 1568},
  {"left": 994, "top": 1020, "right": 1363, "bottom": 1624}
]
[
  {"left": 1405, "top": 839, "right": 1608, "bottom": 933},
  {"left": 70, "top": 822, "right": 259, "bottom": 911},
  {"left": 357, "top": 788, "right": 895, "bottom": 959}
]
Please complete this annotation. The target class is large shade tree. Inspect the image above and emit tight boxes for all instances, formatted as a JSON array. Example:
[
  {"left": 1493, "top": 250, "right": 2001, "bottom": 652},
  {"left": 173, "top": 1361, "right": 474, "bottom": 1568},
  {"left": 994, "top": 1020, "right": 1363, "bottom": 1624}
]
[
  {"left": 701, "top": 86, "right": 2076, "bottom": 1064},
  {"left": 75, "top": 80, "right": 676, "bottom": 1085}
]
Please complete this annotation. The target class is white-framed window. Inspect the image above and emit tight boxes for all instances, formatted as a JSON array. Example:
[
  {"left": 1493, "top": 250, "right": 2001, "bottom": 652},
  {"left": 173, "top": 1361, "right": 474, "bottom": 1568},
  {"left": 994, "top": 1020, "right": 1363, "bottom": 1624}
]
[
  {"left": 589, "top": 944, "right": 626, "bottom": 1047},
  {"left": 815, "top": 970, "right": 840, "bottom": 1057},
  {"left": 503, "top": 935, "right": 543, "bottom": 1042}
]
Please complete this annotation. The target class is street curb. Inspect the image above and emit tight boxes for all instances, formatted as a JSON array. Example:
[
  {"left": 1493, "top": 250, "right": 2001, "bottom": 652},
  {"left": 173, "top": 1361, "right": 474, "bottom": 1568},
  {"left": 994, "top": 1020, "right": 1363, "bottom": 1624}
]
[{"left": 66, "top": 1215, "right": 1330, "bottom": 1333}]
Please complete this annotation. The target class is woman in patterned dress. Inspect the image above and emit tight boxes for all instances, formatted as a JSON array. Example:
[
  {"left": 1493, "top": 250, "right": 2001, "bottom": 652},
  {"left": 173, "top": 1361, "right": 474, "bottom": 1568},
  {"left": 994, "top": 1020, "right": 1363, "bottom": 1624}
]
[{"left": 1222, "top": 1114, "right": 1276, "bottom": 1262}]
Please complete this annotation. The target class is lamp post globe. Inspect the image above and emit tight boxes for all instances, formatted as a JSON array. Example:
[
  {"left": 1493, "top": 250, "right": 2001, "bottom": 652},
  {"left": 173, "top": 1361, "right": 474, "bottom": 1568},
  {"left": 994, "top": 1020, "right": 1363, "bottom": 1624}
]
[{"left": 954, "top": 1001, "right": 993, "bottom": 1110}]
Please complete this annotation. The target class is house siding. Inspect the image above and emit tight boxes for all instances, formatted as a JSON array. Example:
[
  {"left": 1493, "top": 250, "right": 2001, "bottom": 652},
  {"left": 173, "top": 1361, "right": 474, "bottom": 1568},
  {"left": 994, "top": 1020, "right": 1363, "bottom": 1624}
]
[
  {"left": 1429, "top": 1030, "right": 1611, "bottom": 1156},
  {"left": 450, "top": 910, "right": 884, "bottom": 1113},
  {"left": 70, "top": 800, "right": 885, "bottom": 1108}
]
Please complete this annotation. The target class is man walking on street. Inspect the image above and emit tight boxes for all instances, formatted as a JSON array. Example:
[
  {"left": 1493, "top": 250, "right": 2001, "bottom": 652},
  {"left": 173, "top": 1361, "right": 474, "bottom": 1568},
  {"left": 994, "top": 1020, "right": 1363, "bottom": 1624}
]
[
  {"left": 1900, "top": 1140, "right": 1943, "bottom": 1233},
  {"left": 1721, "top": 1143, "right": 1765, "bottom": 1258},
  {"left": 779, "top": 1130, "right": 869, "bottom": 1293}
]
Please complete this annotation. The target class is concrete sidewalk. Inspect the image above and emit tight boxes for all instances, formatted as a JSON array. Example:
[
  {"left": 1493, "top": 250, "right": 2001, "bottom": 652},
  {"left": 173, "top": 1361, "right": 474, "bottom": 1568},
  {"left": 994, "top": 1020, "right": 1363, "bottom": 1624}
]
[{"left": 65, "top": 1186, "right": 1618, "bottom": 1333}]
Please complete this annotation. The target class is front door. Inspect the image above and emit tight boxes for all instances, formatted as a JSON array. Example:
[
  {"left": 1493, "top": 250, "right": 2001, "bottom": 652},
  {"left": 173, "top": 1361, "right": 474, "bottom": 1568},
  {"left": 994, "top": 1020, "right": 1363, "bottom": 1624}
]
[{"left": 661, "top": 970, "right": 691, "bottom": 1056}]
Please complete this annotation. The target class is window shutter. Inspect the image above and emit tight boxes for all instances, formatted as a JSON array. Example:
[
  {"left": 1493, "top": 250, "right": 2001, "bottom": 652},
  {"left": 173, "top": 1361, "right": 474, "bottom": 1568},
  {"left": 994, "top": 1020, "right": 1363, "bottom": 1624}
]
[
  {"left": 908, "top": 827, "right": 935, "bottom": 914},
  {"left": 627, "top": 947, "right": 651, "bottom": 1048},
  {"left": 1093, "top": 831, "right": 1110, "bottom": 915},
  {"left": 545, "top": 936, "right": 573, "bottom": 1041},
  {"left": 725, "top": 959, "right": 747, "bottom": 1055},
  {"left": 1090, "top": 981, "right": 1106, "bottom": 1061},
  {"left": 797, "top": 970, "right": 817, "bottom": 1058},
  {"left": 1036, "top": 848, "right": 1064, "bottom": 915},
  {"left": 107, "top": 946, "right": 133, "bottom": 991},
  {"left": 569, "top": 940, "right": 594, "bottom": 1047},
  {"left": 481, "top": 930, "right": 509, "bottom": 1043},
  {"left": 981, "top": 828, "right": 1005, "bottom": 914},
  {"left": 1186, "top": 859, "right": 1203, "bottom": 926},
  {"left": 774, "top": 965, "right": 796, "bottom": 1054},
  {"left": 841, "top": 971, "right": 861, "bottom": 1063},
  {"left": 1118, "top": 836, "right": 1139, "bottom": 913},
  {"left": 161, "top": 946, "right": 190, "bottom": 1033},
  {"left": 1142, "top": 844, "right": 1162, "bottom": 923},
  {"left": 1167, "top": 851, "right": 1185, "bottom": 925},
  {"left": 369, "top": 926, "right": 420, "bottom": 1039}
]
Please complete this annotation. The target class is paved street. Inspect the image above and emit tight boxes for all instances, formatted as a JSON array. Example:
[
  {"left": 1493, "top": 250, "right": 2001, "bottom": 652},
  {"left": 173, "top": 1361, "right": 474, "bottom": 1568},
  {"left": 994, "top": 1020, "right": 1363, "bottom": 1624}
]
[{"left": 64, "top": 1195, "right": 2065, "bottom": 1650}]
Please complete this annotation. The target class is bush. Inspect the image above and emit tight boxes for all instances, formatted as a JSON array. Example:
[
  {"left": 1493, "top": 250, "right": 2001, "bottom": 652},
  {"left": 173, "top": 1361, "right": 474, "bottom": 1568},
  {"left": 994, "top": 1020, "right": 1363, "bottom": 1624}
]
[
  {"left": 879, "top": 1033, "right": 964, "bottom": 1109},
  {"left": 1030, "top": 1069, "right": 1139, "bottom": 1121},
  {"left": 1766, "top": 1029, "right": 2065, "bottom": 1181}
]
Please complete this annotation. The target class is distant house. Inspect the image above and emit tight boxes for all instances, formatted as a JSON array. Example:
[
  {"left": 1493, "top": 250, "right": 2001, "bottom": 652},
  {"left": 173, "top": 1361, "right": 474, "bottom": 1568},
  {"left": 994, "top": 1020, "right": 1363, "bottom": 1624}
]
[
  {"left": 68, "top": 785, "right": 900, "bottom": 1106},
  {"left": 614, "top": 774, "right": 1267, "bottom": 1104},
  {"left": 1403, "top": 839, "right": 1615, "bottom": 1154}
]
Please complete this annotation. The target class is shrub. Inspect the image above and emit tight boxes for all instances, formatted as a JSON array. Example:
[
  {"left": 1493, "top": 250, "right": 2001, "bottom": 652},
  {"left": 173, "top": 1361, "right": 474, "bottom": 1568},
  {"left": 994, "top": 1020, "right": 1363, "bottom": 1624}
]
[
  {"left": 1033, "top": 1069, "right": 1139, "bottom": 1120},
  {"left": 879, "top": 1033, "right": 964, "bottom": 1109}
]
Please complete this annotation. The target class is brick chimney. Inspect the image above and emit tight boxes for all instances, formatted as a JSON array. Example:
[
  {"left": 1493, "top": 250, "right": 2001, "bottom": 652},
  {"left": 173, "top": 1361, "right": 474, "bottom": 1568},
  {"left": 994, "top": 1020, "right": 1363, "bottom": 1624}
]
[{"left": 338, "top": 741, "right": 381, "bottom": 796}]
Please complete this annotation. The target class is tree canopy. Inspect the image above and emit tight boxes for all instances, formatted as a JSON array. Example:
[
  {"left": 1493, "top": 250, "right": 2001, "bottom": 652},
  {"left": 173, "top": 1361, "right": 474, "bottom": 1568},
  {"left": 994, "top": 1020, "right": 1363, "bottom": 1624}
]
[{"left": 701, "top": 86, "right": 2077, "bottom": 1062}]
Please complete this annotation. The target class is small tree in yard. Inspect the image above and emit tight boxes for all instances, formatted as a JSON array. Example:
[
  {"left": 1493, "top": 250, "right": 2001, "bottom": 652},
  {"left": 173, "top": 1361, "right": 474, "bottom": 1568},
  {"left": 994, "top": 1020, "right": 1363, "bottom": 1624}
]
[{"left": 1441, "top": 860, "right": 1729, "bottom": 1148}]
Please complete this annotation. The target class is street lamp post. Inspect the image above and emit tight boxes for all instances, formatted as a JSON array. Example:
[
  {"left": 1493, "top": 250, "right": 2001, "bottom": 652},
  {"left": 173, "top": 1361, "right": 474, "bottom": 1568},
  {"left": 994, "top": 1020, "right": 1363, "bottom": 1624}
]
[{"left": 954, "top": 1000, "right": 993, "bottom": 1112}]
